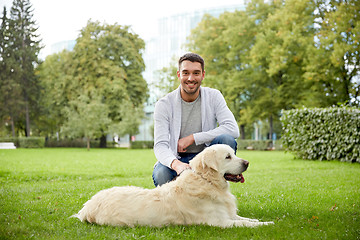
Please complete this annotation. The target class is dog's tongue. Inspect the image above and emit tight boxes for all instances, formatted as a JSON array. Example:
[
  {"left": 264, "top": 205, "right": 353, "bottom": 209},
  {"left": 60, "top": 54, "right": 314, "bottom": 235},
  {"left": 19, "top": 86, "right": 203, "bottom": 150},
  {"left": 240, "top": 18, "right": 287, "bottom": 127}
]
[{"left": 224, "top": 173, "right": 245, "bottom": 183}]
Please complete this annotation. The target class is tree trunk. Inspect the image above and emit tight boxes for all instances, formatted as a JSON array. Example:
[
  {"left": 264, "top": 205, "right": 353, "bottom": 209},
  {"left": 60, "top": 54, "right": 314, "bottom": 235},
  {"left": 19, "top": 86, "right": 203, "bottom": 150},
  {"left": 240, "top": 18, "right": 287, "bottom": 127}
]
[
  {"left": 87, "top": 137, "right": 90, "bottom": 151},
  {"left": 240, "top": 124, "right": 245, "bottom": 139},
  {"left": 269, "top": 114, "right": 273, "bottom": 141},
  {"left": 25, "top": 95, "right": 30, "bottom": 137},
  {"left": 100, "top": 134, "right": 107, "bottom": 148},
  {"left": 269, "top": 114, "right": 273, "bottom": 149},
  {"left": 10, "top": 115, "right": 15, "bottom": 137}
]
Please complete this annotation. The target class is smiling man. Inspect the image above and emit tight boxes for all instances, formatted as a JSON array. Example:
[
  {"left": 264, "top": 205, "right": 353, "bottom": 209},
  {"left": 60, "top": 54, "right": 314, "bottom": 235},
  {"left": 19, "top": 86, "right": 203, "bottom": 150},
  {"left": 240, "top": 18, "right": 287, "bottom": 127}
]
[{"left": 152, "top": 53, "right": 240, "bottom": 187}]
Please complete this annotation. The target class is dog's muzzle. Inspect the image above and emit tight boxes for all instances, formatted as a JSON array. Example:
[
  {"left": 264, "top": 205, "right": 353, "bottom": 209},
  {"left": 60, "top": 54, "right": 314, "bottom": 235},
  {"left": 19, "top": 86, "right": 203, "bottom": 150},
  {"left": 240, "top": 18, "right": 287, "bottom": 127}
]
[{"left": 224, "top": 160, "right": 249, "bottom": 183}]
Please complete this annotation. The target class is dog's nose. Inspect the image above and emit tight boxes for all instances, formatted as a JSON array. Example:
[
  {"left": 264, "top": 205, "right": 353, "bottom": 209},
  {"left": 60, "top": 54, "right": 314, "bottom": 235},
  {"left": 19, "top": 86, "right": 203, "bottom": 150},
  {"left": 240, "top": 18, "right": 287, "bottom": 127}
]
[{"left": 243, "top": 160, "right": 249, "bottom": 169}]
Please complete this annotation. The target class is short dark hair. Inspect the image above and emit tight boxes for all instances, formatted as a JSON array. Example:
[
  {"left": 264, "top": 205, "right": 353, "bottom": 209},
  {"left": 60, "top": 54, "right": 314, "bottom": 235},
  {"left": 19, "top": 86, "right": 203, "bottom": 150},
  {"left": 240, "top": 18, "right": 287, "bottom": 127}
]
[{"left": 178, "top": 53, "right": 205, "bottom": 72}]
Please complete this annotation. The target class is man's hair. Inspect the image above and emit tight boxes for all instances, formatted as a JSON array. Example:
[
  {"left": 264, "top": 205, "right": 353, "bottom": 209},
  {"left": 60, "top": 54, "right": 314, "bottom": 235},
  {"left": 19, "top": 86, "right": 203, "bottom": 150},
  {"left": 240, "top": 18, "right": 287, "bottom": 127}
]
[{"left": 178, "top": 53, "right": 205, "bottom": 72}]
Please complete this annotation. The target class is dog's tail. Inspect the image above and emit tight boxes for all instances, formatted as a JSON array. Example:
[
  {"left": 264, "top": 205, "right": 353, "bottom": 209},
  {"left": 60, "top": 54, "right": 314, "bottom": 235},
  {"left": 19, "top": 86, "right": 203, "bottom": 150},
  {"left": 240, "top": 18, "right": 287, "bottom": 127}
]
[
  {"left": 70, "top": 200, "right": 96, "bottom": 223},
  {"left": 70, "top": 213, "right": 81, "bottom": 220}
]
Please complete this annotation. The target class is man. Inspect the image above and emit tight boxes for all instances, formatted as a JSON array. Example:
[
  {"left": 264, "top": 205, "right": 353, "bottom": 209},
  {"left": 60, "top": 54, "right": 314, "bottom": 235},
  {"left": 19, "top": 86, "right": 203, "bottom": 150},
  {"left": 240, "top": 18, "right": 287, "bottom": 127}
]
[{"left": 152, "top": 53, "right": 239, "bottom": 187}]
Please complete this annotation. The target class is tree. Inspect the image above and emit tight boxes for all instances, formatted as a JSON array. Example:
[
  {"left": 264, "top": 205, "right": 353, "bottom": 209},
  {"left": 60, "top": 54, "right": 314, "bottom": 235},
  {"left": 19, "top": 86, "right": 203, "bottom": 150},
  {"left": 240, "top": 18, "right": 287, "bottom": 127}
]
[
  {"left": 304, "top": 0, "right": 360, "bottom": 107},
  {"left": 36, "top": 50, "right": 73, "bottom": 136},
  {"left": 62, "top": 93, "right": 112, "bottom": 150},
  {"left": 8, "top": 0, "right": 42, "bottom": 136},
  {"left": 38, "top": 20, "right": 148, "bottom": 149},
  {"left": 246, "top": 0, "right": 317, "bottom": 140},
  {"left": 155, "top": 58, "right": 178, "bottom": 97},
  {"left": 187, "top": 0, "right": 360, "bottom": 140},
  {"left": 0, "top": 6, "right": 23, "bottom": 137}
]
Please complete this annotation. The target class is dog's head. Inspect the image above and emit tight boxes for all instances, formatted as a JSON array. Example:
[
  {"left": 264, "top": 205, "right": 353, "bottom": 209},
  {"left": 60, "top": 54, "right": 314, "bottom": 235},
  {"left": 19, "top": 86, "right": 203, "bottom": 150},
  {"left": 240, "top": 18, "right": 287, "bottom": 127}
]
[{"left": 189, "top": 144, "right": 249, "bottom": 183}]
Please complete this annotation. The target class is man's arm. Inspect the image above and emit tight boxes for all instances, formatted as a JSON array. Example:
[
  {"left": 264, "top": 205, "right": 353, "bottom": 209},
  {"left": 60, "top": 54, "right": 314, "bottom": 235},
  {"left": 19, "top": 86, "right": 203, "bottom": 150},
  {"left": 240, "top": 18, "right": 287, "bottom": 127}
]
[
  {"left": 171, "top": 159, "right": 191, "bottom": 175},
  {"left": 153, "top": 99, "right": 178, "bottom": 168},
  {"left": 177, "top": 134, "right": 194, "bottom": 153}
]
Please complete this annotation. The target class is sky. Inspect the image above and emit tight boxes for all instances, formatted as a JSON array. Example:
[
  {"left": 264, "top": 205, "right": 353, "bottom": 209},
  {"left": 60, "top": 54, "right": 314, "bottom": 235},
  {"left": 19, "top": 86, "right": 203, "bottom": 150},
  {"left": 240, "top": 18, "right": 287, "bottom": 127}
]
[{"left": 1, "top": 0, "right": 243, "bottom": 57}]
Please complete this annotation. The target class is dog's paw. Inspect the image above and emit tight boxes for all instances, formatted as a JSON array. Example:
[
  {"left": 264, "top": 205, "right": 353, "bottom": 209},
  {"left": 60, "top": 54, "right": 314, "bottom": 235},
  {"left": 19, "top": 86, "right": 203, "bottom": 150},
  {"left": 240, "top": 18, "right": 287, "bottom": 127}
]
[
  {"left": 261, "top": 221, "right": 274, "bottom": 225},
  {"left": 246, "top": 220, "right": 274, "bottom": 227},
  {"left": 235, "top": 216, "right": 259, "bottom": 222}
]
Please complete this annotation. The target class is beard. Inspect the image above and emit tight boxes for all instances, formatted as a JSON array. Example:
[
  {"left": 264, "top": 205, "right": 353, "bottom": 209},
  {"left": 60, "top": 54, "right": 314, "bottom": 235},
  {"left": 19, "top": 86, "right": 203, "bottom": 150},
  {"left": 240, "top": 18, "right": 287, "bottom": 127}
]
[{"left": 182, "top": 81, "right": 201, "bottom": 96}]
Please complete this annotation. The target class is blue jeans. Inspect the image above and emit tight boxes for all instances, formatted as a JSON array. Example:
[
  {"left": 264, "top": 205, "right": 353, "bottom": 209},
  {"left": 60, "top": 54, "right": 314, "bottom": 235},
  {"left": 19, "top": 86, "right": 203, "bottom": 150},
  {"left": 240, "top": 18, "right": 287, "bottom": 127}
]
[{"left": 152, "top": 134, "right": 237, "bottom": 187}]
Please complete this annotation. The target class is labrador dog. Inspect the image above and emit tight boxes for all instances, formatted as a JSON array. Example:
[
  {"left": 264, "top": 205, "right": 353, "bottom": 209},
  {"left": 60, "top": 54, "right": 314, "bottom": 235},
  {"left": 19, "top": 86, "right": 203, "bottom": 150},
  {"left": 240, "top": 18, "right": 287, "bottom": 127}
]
[{"left": 73, "top": 144, "right": 274, "bottom": 227}]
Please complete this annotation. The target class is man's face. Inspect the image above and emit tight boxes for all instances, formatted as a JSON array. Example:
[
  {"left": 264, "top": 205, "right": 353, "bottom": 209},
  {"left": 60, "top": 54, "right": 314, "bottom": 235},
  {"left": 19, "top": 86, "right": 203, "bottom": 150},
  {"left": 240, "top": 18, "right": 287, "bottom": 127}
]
[{"left": 177, "top": 60, "right": 205, "bottom": 102}]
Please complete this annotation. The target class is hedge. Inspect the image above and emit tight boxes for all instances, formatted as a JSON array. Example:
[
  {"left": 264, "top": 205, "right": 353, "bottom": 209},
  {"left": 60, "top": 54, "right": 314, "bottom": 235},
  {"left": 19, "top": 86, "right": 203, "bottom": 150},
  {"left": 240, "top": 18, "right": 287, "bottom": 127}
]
[
  {"left": 45, "top": 138, "right": 101, "bottom": 148},
  {"left": 237, "top": 140, "right": 279, "bottom": 150},
  {"left": 130, "top": 141, "right": 154, "bottom": 149},
  {"left": 280, "top": 107, "right": 360, "bottom": 162},
  {"left": 0, "top": 137, "right": 45, "bottom": 148}
]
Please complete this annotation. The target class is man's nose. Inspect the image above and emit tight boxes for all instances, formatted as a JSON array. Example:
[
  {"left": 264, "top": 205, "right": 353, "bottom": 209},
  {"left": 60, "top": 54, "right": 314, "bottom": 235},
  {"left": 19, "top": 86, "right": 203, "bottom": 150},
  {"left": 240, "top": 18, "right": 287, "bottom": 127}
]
[{"left": 188, "top": 74, "right": 195, "bottom": 80}]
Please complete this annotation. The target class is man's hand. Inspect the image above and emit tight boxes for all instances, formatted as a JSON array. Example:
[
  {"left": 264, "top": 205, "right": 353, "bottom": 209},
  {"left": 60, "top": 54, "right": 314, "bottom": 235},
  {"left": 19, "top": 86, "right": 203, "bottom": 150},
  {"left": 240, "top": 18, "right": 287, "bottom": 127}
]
[
  {"left": 177, "top": 134, "right": 195, "bottom": 153},
  {"left": 171, "top": 159, "right": 191, "bottom": 175}
]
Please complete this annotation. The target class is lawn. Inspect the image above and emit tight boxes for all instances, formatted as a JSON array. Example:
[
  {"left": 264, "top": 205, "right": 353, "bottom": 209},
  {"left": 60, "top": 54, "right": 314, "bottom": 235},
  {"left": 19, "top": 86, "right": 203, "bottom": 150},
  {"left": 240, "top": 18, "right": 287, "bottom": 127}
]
[{"left": 0, "top": 148, "right": 359, "bottom": 239}]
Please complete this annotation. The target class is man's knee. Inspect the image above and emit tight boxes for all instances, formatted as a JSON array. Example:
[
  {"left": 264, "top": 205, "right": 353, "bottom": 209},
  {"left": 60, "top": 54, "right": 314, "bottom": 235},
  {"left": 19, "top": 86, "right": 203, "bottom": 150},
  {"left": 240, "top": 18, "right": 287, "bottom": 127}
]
[
  {"left": 152, "top": 163, "right": 177, "bottom": 187},
  {"left": 211, "top": 134, "right": 237, "bottom": 152}
]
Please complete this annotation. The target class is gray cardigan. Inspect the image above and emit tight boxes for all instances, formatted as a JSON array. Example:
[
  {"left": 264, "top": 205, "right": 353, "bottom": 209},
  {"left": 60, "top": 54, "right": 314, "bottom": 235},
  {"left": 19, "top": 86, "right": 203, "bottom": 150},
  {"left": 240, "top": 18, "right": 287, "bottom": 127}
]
[{"left": 153, "top": 86, "right": 239, "bottom": 168}]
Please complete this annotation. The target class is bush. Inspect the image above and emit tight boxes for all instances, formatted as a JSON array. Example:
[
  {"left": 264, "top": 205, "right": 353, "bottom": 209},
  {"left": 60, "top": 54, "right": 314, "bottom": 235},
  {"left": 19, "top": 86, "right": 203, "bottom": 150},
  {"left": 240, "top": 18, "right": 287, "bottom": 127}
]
[
  {"left": 280, "top": 107, "right": 360, "bottom": 162},
  {"left": 131, "top": 141, "right": 154, "bottom": 149},
  {"left": 237, "top": 140, "right": 277, "bottom": 150},
  {"left": 18, "top": 137, "right": 45, "bottom": 148},
  {"left": 45, "top": 138, "right": 100, "bottom": 148},
  {"left": 0, "top": 137, "right": 20, "bottom": 147},
  {"left": 0, "top": 137, "right": 45, "bottom": 148}
]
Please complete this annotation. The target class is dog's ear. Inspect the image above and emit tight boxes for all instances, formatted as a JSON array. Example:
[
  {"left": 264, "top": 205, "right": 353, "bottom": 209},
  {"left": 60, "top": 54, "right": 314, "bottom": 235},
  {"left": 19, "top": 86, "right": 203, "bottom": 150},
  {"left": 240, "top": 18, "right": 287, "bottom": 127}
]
[{"left": 201, "top": 149, "right": 218, "bottom": 172}]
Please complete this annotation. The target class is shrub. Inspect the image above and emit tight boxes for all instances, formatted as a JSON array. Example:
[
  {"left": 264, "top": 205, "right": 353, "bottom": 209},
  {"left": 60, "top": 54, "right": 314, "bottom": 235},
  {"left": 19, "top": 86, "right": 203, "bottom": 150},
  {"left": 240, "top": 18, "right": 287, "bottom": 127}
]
[
  {"left": 0, "top": 137, "right": 20, "bottom": 147},
  {"left": 131, "top": 141, "right": 154, "bottom": 149},
  {"left": 281, "top": 107, "right": 360, "bottom": 162},
  {"left": 19, "top": 137, "right": 45, "bottom": 148},
  {"left": 237, "top": 140, "right": 278, "bottom": 150},
  {"left": 45, "top": 138, "right": 100, "bottom": 148},
  {"left": 0, "top": 137, "right": 45, "bottom": 148}
]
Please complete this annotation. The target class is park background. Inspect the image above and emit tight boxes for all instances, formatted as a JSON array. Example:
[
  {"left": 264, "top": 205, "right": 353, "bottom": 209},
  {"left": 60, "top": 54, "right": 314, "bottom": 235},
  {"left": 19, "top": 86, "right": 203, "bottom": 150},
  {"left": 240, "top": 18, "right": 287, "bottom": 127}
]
[
  {"left": 0, "top": 0, "right": 358, "bottom": 150},
  {"left": 0, "top": 0, "right": 359, "bottom": 239}
]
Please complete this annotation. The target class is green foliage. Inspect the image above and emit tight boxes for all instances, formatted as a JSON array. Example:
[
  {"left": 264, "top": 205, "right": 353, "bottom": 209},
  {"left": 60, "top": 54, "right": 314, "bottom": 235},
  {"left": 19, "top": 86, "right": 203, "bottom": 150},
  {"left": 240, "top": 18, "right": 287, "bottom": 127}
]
[
  {"left": 237, "top": 140, "right": 276, "bottom": 151},
  {"left": 0, "top": 149, "right": 359, "bottom": 239},
  {"left": 0, "top": 1, "right": 42, "bottom": 137},
  {"left": 0, "top": 0, "right": 42, "bottom": 136},
  {"left": 281, "top": 107, "right": 360, "bottom": 162},
  {"left": 0, "top": 137, "right": 19, "bottom": 147},
  {"left": 18, "top": 137, "right": 45, "bottom": 148},
  {"left": 156, "top": 58, "right": 179, "bottom": 97},
  {"left": 0, "top": 137, "right": 44, "bottom": 148},
  {"left": 44, "top": 138, "right": 106, "bottom": 148},
  {"left": 186, "top": 0, "right": 360, "bottom": 139},
  {"left": 304, "top": 0, "right": 360, "bottom": 106},
  {"left": 37, "top": 21, "right": 148, "bottom": 149},
  {"left": 131, "top": 141, "right": 154, "bottom": 149},
  {"left": 36, "top": 50, "right": 74, "bottom": 136}
]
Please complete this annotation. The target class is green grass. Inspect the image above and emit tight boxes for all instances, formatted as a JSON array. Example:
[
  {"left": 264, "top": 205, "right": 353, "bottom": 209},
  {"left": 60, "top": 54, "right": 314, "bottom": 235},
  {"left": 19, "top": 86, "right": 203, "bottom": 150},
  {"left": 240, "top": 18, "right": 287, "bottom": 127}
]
[{"left": 0, "top": 148, "right": 359, "bottom": 239}]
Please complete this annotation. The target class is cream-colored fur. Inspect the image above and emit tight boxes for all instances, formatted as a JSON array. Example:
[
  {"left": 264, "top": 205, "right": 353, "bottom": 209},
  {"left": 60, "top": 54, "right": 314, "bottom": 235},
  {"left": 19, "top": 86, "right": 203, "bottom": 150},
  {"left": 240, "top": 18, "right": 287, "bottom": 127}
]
[{"left": 73, "top": 144, "right": 274, "bottom": 227}]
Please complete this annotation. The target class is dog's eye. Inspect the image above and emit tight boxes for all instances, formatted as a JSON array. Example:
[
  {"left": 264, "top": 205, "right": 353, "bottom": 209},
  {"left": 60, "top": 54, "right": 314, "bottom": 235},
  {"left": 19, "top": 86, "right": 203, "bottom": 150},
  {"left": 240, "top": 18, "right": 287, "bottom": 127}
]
[{"left": 226, "top": 154, "right": 231, "bottom": 159}]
